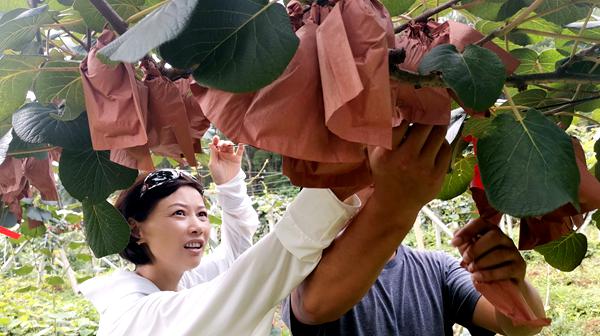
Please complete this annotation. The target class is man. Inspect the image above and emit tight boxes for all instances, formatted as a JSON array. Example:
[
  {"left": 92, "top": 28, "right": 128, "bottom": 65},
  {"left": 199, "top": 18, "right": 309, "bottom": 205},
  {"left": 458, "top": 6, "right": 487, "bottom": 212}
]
[{"left": 284, "top": 122, "right": 546, "bottom": 335}]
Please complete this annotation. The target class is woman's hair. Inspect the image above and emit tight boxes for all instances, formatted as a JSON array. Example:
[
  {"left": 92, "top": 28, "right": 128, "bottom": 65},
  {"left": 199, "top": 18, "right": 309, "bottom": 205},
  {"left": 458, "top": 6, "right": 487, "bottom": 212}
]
[{"left": 114, "top": 172, "right": 204, "bottom": 265}]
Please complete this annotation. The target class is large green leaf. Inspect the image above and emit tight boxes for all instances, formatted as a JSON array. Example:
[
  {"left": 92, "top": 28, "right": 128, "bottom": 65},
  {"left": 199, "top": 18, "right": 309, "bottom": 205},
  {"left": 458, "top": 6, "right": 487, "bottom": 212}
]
[
  {"left": 59, "top": 149, "right": 137, "bottom": 203},
  {"left": 463, "top": 0, "right": 527, "bottom": 21},
  {"left": 534, "top": 232, "right": 587, "bottom": 272},
  {"left": 12, "top": 102, "right": 91, "bottom": 150},
  {"left": 0, "top": 5, "right": 54, "bottom": 52},
  {"left": 419, "top": 44, "right": 506, "bottom": 111},
  {"left": 437, "top": 155, "right": 476, "bottom": 201},
  {"left": 535, "top": 1, "right": 592, "bottom": 26},
  {"left": 0, "top": 1, "right": 28, "bottom": 12},
  {"left": 381, "top": 0, "right": 415, "bottom": 17},
  {"left": 73, "top": 0, "right": 144, "bottom": 32},
  {"left": 82, "top": 199, "right": 130, "bottom": 258},
  {"left": 501, "top": 89, "right": 547, "bottom": 109},
  {"left": 0, "top": 130, "right": 11, "bottom": 164},
  {"left": 510, "top": 48, "right": 538, "bottom": 74},
  {"left": 463, "top": 117, "right": 493, "bottom": 139},
  {"left": 0, "top": 203, "right": 18, "bottom": 228},
  {"left": 100, "top": 0, "right": 298, "bottom": 92},
  {"left": 33, "top": 61, "right": 85, "bottom": 121},
  {"left": 477, "top": 109, "right": 580, "bottom": 217},
  {"left": 0, "top": 55, "right": 45, "bottom": 123},
  {"left": 159, "top": 0, "right": 299, "bottom": 92},
  {"left": 0, "top": 8, "right": 27, "bottom": 25},
  {"left": 97, "top": 0, "right": 198, "bottom": 62},
  {"left": 7, "top": 129, "right": 50, "bottom": 160}
]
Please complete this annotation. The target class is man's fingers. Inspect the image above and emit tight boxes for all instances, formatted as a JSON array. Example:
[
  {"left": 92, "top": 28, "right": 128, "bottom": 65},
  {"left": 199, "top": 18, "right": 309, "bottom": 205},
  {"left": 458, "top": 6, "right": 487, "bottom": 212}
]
[
  {"left": 462, "top": 229, "right": 506, "bottom": 264},
  {"left": 472, "top": 262, "right": 524, "bottom": 283},
  {"left": 434, "top": 141, "right": 451, "bottom": 173},
  {"left": 469, "top": 248, "right": 519, "bottom": 272},
  {"left": 391, "top": 121, "right": 410, "bottom": 148},
  {"left": 452, "top": 217, "right": 496, "bottom": 247},
  {"left": 403, "top": 124, "right": 434, "bottom": 154},
  {"left": 420, "top": 125, "right": 447, "bottom": 164}
]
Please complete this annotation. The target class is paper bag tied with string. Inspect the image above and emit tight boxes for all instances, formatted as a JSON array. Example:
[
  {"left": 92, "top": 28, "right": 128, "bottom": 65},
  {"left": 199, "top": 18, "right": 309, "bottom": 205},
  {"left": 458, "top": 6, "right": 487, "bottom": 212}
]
[
  {"left": 142, "top": 60, "right": 197, "bottom": 166},
  {"left": 80, "top": 30, "right": 149, "bottom": 151}
]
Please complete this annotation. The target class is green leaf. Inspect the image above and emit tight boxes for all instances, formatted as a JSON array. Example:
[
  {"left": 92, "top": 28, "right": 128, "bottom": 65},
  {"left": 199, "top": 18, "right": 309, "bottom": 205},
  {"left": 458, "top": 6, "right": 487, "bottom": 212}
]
[
  {"left": 477, "top": 109, "right": 580, "bottom": 217},
  {"left": 0, "top": 55, "right": 46, "bottom": 123},
  {"left": 510, "top": 48, "right": 538, "bottom": 74},
  {"left": 82, "top": 200, "right": 130, "bottom": 258},
  {"left": 0, "top": 8, "right": 27, "bottom": 25},
  {"left": 0, "top": 129, "right": 11, "bottom": 164},
  {"left": 20, "top": 219, "right": 46, "bottom": 237},
  {"left": 15, "top": 285, "right": 37, "bottom": 293},
  {"left": 160, "top": 0, "right": 299, "bottom": 92},
  {"left": 595, "top": 138, "right": 600, "bottom": 180},
  {"left": 100, "top": 0, "right": 299, "bottom": 92},
  {"left": 46, "top": 275, "right": 65, "bottom": 285},
  {"left": 463, "top": 117, "right": 493, "bottom": 139},
  {"left": 500, "top": 89, "right": 547, "bottom": 108},
  {"left": 0, "top": 5, "right": 55, "bottom": 52},
  {"left": 0, "top": 1, "right": 29, "bottom": 12},
  {"left": 13, "top": 265, "right": 33, "bottom": 276},
  {"left": 381, "top": 0, "right": 415, "bottom": 17},
  {"left": 68, "top": 241, "right": 86, "bottom": 249},
  {"left": 59, "top": 149, "right": 137, "bottom": 203},
  {"left": 535, "top": 1, "right": 592, "bottom": 26},
  {"left": 12, "top": 102, "right": 92, "bottom": 150},
  {"left": 437, "top": 155, "right": 476, "bottom": 200},
  {"left": 73, "top": 0, "right": 144, "bottom": 32},
  {"left": 419, "top": 44, "right": 506, "bottom": 111},
  {"left": 463, "top": 0, "right": 527, "bottom": 21},
  {"left": 0, "top": 203, "right": 18, "bottom": 228},
  {"left": 76, "top": 253, "right": 92, "bottom": 262},
  {"left": 33, "top": 61, "right": 85, "bottom": 121},
  {"left": 593, "top": 211, "right": 599, "bottom": 231},
  {"left": 7, "top": 130, "right": 50, "bottom": 160},
  {"left": 538, "top": 49, "right": 563, "bottom": 72},
  {"left": 534, "top": 232, "right": 587, "bottom": 272}
]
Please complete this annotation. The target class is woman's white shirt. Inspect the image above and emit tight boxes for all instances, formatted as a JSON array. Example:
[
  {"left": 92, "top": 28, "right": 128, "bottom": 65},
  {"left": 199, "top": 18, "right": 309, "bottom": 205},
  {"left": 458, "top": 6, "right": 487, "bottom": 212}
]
[{"left": 80, "top": 182, "right": 360, "bottom": 336}]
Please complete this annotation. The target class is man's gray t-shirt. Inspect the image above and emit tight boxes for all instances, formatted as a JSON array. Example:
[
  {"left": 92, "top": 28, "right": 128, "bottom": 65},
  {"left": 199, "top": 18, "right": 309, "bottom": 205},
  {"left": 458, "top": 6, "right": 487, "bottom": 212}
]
[{"left": 283, "top": 245, "right": 496, "bottom": 336}]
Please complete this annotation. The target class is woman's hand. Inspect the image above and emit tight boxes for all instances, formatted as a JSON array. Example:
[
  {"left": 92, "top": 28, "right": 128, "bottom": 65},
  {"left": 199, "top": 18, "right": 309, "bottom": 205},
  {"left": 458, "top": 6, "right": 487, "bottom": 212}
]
[
  {"left": 453, "top": 218, "right": 526, "bottom": 286},
  {"left": 208, "top": 136, "right": 245, "bottom": 185}
]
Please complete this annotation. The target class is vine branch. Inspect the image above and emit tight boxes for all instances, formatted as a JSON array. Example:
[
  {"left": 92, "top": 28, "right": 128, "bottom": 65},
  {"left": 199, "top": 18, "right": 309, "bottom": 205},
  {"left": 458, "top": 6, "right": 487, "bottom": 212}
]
[
  {"left": 88, "top": 0, "right": 128, "bottom": 35},
  {"left": 476, "top": 0, "right": 545, "bottom": 46},
  {"left": 53, "top": 19, "right": 89, "bottom": 52},
  {"left": 394, "top": 0, "right": 460, "bottom": 34}
]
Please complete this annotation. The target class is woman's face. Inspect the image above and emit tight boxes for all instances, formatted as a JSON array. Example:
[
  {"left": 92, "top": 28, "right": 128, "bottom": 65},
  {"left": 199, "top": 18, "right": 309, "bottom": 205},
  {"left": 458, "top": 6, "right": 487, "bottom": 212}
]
[{"left": 137, "top": 186, "right": 211, "bottom": 273}]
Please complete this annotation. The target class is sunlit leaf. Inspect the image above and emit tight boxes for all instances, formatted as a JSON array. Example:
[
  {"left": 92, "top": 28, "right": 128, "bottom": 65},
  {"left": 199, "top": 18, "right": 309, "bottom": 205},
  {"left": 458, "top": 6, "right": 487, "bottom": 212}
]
[
  {"left": 534, "top": 232, "right": 587, "bottom": 272},
  {"left": 437, "top": 155, "right": 476, "bottom": 200},
  {"left": 477, "top": 109, "right": 580, "bottom": 217}
]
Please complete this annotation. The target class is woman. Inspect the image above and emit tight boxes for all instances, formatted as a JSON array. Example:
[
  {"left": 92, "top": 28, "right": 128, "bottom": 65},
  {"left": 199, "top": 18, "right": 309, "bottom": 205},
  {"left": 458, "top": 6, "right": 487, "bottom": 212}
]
[{"left": 80, "top": 136, "right": 361, "bottom": 335}]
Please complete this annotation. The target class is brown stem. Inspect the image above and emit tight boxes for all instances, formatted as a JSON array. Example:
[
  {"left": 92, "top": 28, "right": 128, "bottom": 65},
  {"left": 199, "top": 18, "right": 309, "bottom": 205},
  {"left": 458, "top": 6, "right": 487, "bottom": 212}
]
[
  {"left": 394, "top": 0, "right": 460, "bottom": 34},
  {"left": 476, "top": 0, "right": 545, "bottom": 46},
  {"left": 88, "top": 0, "right": 128, "bottom": 35},
  {"left": 53, "top": 19, "right": 89, "bottom": 51},
  {"left": 389, "top": 67, "right": 445, "bottom": 87},
  {"left": 507, "top": 72, "right": 600, "bottom": 87}
]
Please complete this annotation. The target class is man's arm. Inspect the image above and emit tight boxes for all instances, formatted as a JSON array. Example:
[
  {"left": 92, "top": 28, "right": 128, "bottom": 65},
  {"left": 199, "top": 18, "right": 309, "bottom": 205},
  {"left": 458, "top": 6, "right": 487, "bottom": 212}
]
[
  {"left": 453, "top": 219, "right": 547, "bottom": 336},
  {"left": 292, "top": 122, "right": 452, "bottom": 324}
]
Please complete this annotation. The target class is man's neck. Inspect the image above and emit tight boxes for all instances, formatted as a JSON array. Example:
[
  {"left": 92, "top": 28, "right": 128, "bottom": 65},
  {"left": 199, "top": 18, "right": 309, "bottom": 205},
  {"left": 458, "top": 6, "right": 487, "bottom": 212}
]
[{"left": 135, "top": 263, "right": 183, "bottom": 291}]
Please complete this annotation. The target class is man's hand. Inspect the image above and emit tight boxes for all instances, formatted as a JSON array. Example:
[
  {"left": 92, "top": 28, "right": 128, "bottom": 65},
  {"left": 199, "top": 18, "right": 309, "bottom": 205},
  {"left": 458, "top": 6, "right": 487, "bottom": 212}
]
[
  {"left": 452, "top": 218, "right": 526, "bottom": 286},
  {"left": 208, "top": 136, "right": 245, "bottom": 185},
  {"left": 369, "top": 122, "right": 451, "bottom": 215}
]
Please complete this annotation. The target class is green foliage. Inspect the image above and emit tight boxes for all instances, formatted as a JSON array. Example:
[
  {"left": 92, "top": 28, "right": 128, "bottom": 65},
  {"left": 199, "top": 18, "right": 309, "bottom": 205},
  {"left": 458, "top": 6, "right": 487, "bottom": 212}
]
[
  {"left": 12, "top": 102, "right": 92, "bottom": 149},
  {"left": 0, "top": 5, "right": 54, "bottom": 53},
  {"left": 535, "top": 232, "right": 588, "bottom": 272},
  {"left": 82, "top": 200, "right": 130, "bottom": 257},
  {"left": 419, "top": 44, "right": 506, "bottom": 111},
  {"left": 74, "top": 0, "right": 144, "bottom": 32},
  {"left": 381, "top": 0, "right": 415, "bottom": 17},
  {"left": 0, "top": 55, "right": 45, "bottom": 123},
  {"left": 477, "top": 109, "right": 580, "bottom": 217},
  {"left": 437, "top": 155, "right": 476, "bottom": 201},
  {"left": 463, "top": 0, "right": 527, "bottom": 22},
  {"left": 59, "top": 149, "right": 137, "bottom": 203},
  {"left": 33, "top": 61, "right": 85, "bottom": 121}
]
